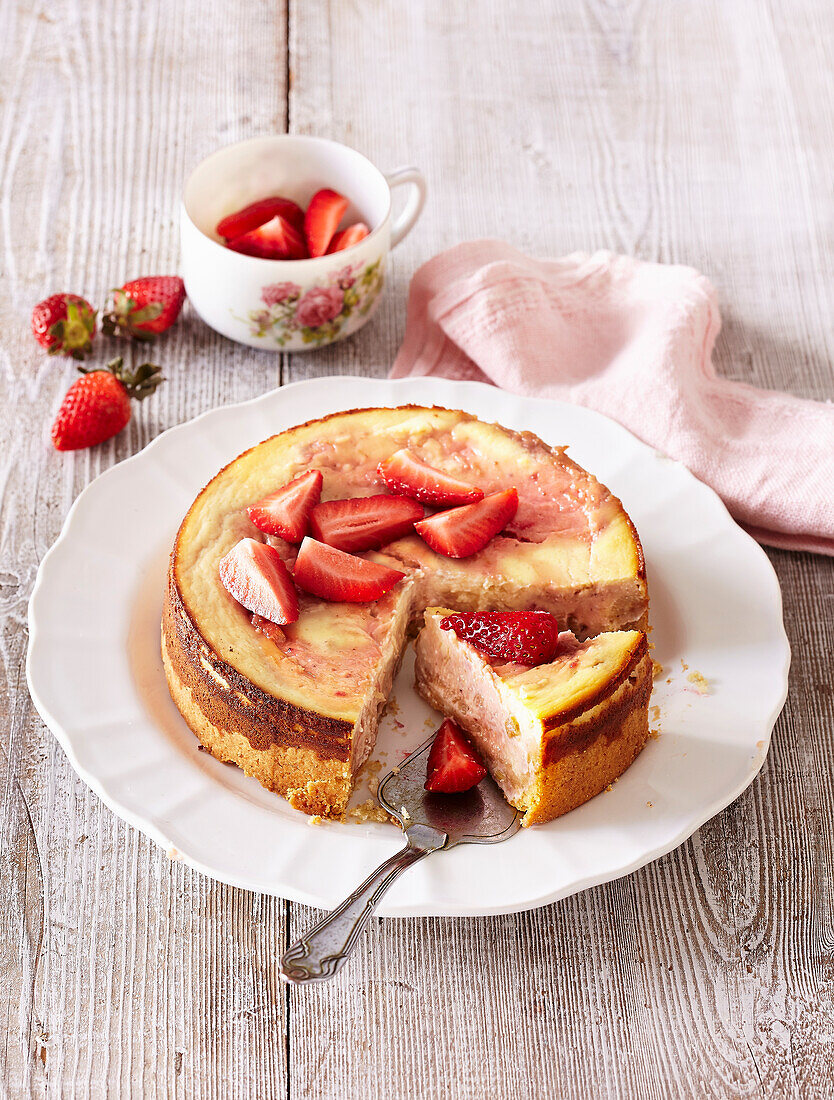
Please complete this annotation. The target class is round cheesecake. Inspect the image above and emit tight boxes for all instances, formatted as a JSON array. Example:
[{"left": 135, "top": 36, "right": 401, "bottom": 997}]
[{"left": 162, "top": 405, "right": 648, "bottom": 818}]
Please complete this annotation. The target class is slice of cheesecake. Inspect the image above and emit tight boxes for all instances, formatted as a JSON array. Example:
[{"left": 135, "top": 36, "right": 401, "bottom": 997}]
[
  {"left": 163, "top": 405, "right": 648, "bottom": 819},
  {"left": 414, "top": 608, "right": 652, "bottom": 825}
]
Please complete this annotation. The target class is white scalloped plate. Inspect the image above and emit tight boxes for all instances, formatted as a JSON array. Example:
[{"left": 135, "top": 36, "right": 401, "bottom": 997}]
[{"left": 27, "top": 377, "right": 790, "bottom": 916}]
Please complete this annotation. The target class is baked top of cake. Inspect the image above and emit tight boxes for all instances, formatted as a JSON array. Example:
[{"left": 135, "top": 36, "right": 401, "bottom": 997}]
[
  {"left": 415, "top": 607, "right": 652, "bottom": 826},
  {"left": 164, "top": 404, "right": 649, "bottom": 817}
]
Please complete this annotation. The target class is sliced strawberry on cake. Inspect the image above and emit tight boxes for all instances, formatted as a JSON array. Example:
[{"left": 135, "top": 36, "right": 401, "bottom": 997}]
[
  {"left": 310, "top": 494, "right": 423, "bottom": 553},
  {"left": 424, "top": 718, "right": 487, "bottom": 793},
  {"left": 440, "top": 610, "right": 560, "bottom": 665},
  {"left": 219, "top": 538, "right": 299, "bottom": 625},
  {"left": 248, "top": 470, "right": 323, "bottom": 543},
  {"left": 414, "top": 488, "right": 519, "bottom": 558},
  {"left": 293, "top": 538, "right": 406, "bottom": 602},
  {"left": 378, "top": 449, "right": 484, "bottom": 507}
]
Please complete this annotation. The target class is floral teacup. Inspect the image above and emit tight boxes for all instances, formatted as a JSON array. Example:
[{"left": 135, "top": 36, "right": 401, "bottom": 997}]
[{"left": 180, "top": 135, "right": 426, "bottom": 351}]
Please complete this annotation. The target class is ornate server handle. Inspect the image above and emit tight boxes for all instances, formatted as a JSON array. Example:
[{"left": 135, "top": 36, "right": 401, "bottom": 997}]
[{"left": 279, "top": 824, "right": 446, "bottom": 984}]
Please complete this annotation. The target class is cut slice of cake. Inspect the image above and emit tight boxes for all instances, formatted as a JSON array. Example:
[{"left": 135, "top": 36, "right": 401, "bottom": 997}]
[{"left": 414, "top": 608, "right": 652, "bottom": 826}]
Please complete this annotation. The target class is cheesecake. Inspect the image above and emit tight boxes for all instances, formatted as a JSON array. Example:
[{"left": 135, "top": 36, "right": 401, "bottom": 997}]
[
  {"left": 162, "top": 405, "right": 648, "bottom": 818},
  {"left": 415, "top": 608, "right": 652, "bottom": 825}
]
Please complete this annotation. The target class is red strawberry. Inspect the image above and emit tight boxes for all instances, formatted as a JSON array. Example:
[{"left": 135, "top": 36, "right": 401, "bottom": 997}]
[
  {"left": 378, "top": 449, "right": 484, "bottom": 507},
  {"left": 304, "top": 189, "right": 348, "bottom": 257},
  {"left": 102, "top": 276, "right": 186, "bottom": 340},
  {"left": 293, "top": 537, "right": 405, "bottom": 602},
  {"left": 219, "top": 538, "right": 299, "bottom": 625},
  {"left": 216, "top": 196, "right": 305, "bottom": 239},
  {"left": 441, "top": 610, "right": 560, "bottom": 666},
  {"left": 247, "top": 470, "right": 323, "bottom": 543},
  {"left": 425, "top": 719, "right": 487, "bottom": 794},
  {"left": 326, "top": 222, "right": 370, "bottom": 254},
  {"left": 32, "top": 294, "right": 97, "bottom": 359},
  {"left": 414, "top": 488, "right": 518, "bottom": 558},
  {"left": 226, "top": 214, "right": 308, "bottom": 261},
  {"left": 310, "top": 494, "right": 423, "bottom": 553},
  {"left": 50, "top": 357, "right": 163, "bottom": 451}
]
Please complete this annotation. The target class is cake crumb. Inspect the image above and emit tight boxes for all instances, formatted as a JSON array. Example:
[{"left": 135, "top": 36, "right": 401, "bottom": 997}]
[
  {"left": 649, "top": 727, "right": 660, "bottom": 740},
  {"left": 650, "top": 704, "right": 661, "bottom": 722},
  {"left": 368, "top": 777, "right": 379, "bottom": 796},
  {"left": 387, "top": 697, "right": 401, "bottom": 717},
  {"left": 392, "top": 765, "right": 400, "bottom": 775},
  {"left": 401, "top": 805, "right": 411, "bottom": 822},
  {"left": 167, "top": 845, "right": 182, "bottom": 861},
  {"left": 680, "top": 658, "right": 689, "bottom": 672},
  {"left": 344, "top": 799, "right": 391, "bottom": 825},
  {"left": 651, "top": 660, "right": 664, "bottom": 680},
  {"left": 307, "top": 815, "right": 325, "bottom": 827},
  {"left": 687, "top": 670, "right": 710, "bottom": 695},
  {"left": 646, "top": 801, "right": 653, "bottom": 808}
]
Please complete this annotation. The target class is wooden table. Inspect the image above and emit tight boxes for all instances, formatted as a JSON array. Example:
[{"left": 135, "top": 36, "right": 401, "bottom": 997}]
[{"left": 2, "top": 2, "right": 832, "bottom": 1096}]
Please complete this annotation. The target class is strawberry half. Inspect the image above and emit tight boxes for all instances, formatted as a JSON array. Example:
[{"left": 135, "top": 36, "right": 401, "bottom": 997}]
[
  {"left": 225, "top": 216, "right": 310, "bottom": 264},
  {"left": 247, "top": 470, "right": 323, "bottom": 543},
  {"left": 102, "top": 276, "right": 186, "bottom": 339},
  {"left": 441, "top": 610, "right": 560, "bottom": 666},
  {"left": 304, "top": 189, "right": 348, "bottom": 257},
  {"left": 310, "top": 494, "right": 423, "bottom": 553},
  {"left": 32, "top": 293, "right": 97, "bottom": 359},
  {"left": 219, "top": 538, "right": 299, "bottom": 625},
  {"left": 226, "top": 214, "right": 309, "bottom": 260},
  {"left": 378, "top": 449, "right": 484, "bottom": 507},
  {"left": 216, "top": 196, "right": 305, "bottom": 239},
  {"left": 425, "top": 719, "right": 487, "bottom": 794},
  {"left": 414, "top": 488, "right": 519, "bottom": 558},
  {"left": 326, "top": 222, "right": 370, "bottom": 254},
  {"left": 292, "top": 537, "right": 405, "bottom": 602}
]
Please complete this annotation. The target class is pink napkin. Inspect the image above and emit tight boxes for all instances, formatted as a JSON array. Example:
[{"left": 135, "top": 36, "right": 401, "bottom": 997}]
[{"left": 391, "top": 241, "right": 834, "bottom": 556}]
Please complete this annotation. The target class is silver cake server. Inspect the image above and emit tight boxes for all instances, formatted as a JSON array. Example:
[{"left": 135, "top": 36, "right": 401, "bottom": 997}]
[{"left": 279, "top": 733, "right": 521, "bottom": 984}]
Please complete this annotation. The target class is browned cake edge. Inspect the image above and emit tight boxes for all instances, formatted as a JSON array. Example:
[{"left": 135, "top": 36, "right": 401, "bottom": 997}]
[{"left": 162, "top": 565, "right": 355, "bottom": 816}]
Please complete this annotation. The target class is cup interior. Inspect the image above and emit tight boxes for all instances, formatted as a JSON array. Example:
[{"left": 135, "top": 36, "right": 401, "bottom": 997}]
[{"left": 183, "top": 136, "right": 391, "bottom": 243}]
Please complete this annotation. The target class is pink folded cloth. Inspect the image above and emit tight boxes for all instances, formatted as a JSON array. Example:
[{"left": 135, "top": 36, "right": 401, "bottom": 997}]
[{"left": 391, "top": 241, "right": 834, "bottom": 556}]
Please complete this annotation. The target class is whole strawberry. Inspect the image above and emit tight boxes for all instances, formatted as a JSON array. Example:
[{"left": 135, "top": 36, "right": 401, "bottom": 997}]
[
  {"left": 102, "top": 276, "right": 185, "bottom": 340},
  {"left": 51, "top": 357, "right": 163, "bottom": 451},
  {"left": 32, "top": 294, "right": 97, "bottom": 359}
]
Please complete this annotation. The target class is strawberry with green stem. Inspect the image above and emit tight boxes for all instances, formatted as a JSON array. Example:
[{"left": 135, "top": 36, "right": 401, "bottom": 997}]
[
  {"left": 102, "top": 276, "right": 186, "bottom": 340},
  {"left": 51, "top": 357, "right": 163, "bottom": 451}
]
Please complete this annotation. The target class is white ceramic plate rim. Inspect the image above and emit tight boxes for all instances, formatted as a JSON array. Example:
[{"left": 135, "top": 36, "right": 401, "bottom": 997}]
[{"left": 27, "top": 376, "right": 790, "bottom": 916}]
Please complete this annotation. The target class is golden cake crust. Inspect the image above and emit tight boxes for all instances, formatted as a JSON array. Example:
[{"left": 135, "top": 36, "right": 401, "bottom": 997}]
[{"left": 163, "top": 404, "right": 649, "bottom": 819}]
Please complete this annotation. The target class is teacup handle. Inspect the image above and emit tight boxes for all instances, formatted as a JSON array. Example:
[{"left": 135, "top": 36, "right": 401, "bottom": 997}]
[{"left": 385, "top": 167, "right": 427, "bottom": 248}]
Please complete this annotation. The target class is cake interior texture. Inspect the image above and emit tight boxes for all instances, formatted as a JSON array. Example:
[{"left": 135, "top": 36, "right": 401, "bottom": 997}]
[
  {"left": 163, "top": 406, "right": 649, "bottom": 819},
  {"left": 414, "top": 608, "right": 652, "bottom": 826}
]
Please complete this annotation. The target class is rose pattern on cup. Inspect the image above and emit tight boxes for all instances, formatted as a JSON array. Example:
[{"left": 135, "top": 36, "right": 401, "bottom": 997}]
[{"left": 234, "top": 259, "right": 384, "bottom": 347}]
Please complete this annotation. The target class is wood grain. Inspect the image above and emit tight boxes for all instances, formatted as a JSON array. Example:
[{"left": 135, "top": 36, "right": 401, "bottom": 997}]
[{"left": 1, "top": 0, "right": 833, "bottom": 1096}]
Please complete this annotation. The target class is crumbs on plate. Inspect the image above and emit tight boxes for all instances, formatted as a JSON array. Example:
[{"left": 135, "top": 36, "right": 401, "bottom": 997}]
[
  {"left": 343, "top": 799, "right": 391, "bottom": 825},
  {"left": 687, "top": 670, "right": 710, "bottom": 695}
]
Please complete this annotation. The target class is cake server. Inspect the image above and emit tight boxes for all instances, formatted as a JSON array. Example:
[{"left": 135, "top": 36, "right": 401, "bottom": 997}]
[{"left": 278, "top": 734, "right": 521, "bottom": 984}]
